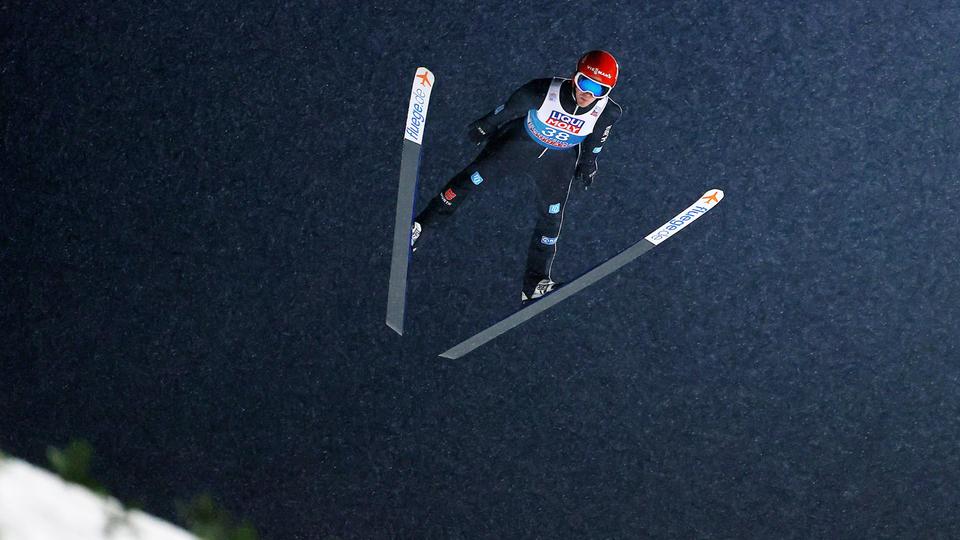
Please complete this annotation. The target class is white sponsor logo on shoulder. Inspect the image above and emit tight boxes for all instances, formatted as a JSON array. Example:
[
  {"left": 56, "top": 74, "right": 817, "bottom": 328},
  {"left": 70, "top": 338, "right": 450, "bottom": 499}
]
[
  {"left": 645, "top": 189, "right": 724, "bottom": 245},
  {"left": 404, "top": 67, "right": 434, "bottom": 145}
]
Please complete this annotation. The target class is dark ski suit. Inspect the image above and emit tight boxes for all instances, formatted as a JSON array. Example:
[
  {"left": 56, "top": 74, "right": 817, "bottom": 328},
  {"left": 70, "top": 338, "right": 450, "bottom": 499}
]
[{"left": 415, "top": 77, "right": 622, "bottom": 294}]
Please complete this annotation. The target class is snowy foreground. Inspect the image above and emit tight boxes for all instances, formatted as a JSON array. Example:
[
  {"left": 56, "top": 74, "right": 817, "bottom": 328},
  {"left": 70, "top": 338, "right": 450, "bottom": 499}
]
[{"left": 0, "top": 456, "right": 195, "bottom": 540}]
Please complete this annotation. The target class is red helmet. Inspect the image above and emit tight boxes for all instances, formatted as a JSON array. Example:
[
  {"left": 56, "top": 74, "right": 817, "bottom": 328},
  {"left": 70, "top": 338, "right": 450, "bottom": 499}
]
[{"left": 576, "top": 50, "right": 619, "bottom": 88}]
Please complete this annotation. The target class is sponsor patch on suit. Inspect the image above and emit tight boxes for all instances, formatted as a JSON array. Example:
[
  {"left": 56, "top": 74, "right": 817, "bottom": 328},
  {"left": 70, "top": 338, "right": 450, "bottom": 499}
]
[
  {"left": 441, "top": 188, "right": 456, "bottom": 205},
  {"left": 540, "top": 236, "right": 558, "bottom": 245}
]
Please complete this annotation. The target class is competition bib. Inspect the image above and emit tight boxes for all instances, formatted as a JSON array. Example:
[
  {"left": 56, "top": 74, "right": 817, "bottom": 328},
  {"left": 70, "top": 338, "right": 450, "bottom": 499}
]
[{"left": 524, "top": 78, "right": 607, "bottom": 150}]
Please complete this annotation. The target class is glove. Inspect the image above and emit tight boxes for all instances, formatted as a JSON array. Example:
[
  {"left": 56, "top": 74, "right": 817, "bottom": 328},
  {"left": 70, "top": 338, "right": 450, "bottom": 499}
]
[
  {"left": 467, "top": 119, "right": 492, "bottom": 145},
  {"left": 575, "top": 161, "right": 598, "bottom": 190}
]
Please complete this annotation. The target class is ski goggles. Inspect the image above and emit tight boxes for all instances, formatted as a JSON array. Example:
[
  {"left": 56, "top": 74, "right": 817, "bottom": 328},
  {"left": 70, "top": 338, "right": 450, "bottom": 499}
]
[{"left": 574, "top": 72, "right": 612, "bottom": 97}]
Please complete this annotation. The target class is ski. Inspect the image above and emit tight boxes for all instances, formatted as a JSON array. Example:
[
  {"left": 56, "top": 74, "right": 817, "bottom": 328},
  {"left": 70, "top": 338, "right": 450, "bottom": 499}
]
[
  {"left": 386, "top": 67, "right": 435, "bottom": 335},
  {"left": 438, "top": 189, "right": 724, "bottom": 358}
]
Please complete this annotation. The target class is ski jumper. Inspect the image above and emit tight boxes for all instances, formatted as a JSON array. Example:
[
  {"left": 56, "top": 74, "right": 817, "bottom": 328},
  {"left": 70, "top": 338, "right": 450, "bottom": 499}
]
[{"left": 415, "top": 77, "right": 622, "bottom": 293}]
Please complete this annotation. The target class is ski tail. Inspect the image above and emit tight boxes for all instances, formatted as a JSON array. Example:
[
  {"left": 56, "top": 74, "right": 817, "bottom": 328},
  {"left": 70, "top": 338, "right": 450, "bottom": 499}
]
[
  {"left": 438, "top": 189, "right": 724, "bottom": 358},
  {"left": 386, "top": 67, "right": 435, "bottom": 335}
]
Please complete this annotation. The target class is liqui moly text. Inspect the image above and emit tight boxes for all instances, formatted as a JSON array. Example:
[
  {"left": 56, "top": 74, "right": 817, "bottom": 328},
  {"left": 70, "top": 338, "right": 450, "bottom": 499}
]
[{"left": 545, "top": 110, "right": 585, "bottom": 133}]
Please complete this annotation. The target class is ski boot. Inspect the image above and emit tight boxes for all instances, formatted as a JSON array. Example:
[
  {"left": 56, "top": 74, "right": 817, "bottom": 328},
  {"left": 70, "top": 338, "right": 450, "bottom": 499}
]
[
  {"left": 521, "top": 278, "right": 561, "bottom": 304},
  {"left": 411, "top": 221, "right": 422, "bottom": 252}
]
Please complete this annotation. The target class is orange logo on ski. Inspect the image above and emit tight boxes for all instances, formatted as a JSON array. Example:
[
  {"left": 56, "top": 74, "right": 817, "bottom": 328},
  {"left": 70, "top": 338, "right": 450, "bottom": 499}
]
[
  {"left": 701, "top": 191, "right": 720, "bottom": 204},
  {"left": 416, "top": 71, "right": 432, "bottom": 87}
]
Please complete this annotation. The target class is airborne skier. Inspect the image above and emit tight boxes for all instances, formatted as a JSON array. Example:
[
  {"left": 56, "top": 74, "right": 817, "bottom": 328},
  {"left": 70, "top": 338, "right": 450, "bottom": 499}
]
[{"left": 411, "top": 50, "right": 623, "bottom": 303}]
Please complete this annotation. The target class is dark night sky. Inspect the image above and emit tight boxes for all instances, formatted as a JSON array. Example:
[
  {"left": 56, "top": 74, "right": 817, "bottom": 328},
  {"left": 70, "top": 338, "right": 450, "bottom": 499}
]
[{"left": 2, "top": 1, "right": 959, "bottom": 538}]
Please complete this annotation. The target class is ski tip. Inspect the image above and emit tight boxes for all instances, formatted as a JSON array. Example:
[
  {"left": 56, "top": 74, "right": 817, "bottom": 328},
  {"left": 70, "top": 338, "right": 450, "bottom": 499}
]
[
  {"left": 438, "top": 350, "right": 459, "bottom": 360},
  {"left": 414, "top": 67, "right": 434, "bottom": 85},
  {"left": 700, "top": 189, "right": 724, "bottom": 206}
]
